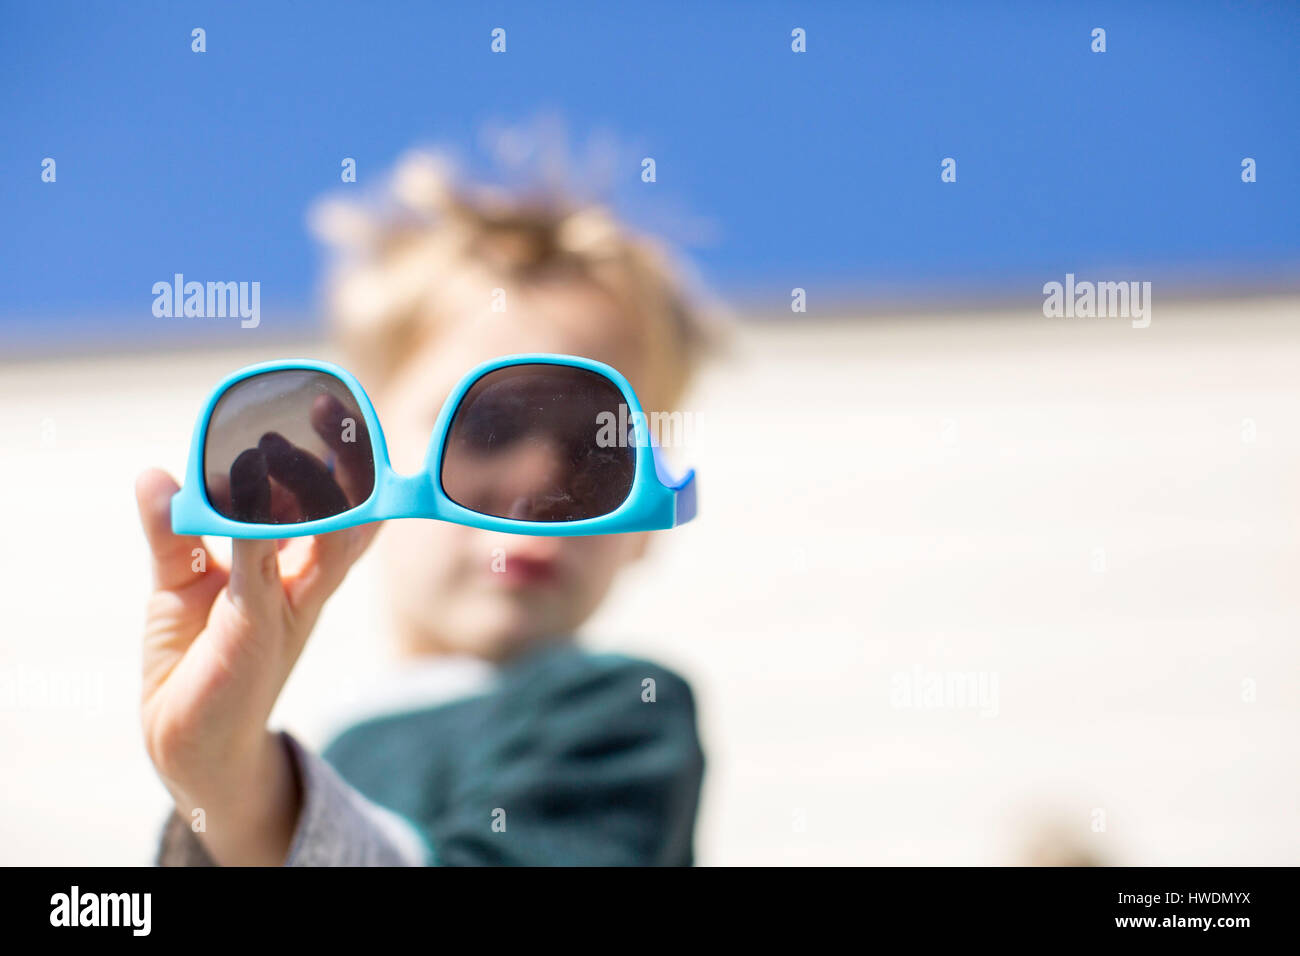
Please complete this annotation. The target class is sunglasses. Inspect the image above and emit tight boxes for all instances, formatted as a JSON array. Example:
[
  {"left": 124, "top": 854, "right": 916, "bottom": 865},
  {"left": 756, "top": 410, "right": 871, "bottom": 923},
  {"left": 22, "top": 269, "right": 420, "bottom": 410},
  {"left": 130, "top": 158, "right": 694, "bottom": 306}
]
[{"left": 170, "top": 354, "right": 698, "bottom": 539}]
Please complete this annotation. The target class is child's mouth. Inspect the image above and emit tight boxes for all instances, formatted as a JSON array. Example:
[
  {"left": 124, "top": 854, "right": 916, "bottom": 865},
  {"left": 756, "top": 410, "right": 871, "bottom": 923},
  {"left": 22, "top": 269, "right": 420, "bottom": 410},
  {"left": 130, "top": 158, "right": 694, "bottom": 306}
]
[{"left": 494, "top": 555, "right": 561, "bottom": 587}]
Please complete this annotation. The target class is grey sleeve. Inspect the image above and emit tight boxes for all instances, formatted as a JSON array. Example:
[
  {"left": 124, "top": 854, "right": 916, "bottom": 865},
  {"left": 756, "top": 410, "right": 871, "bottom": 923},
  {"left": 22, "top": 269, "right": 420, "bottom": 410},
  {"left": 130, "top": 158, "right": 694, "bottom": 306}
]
[{"left": 155, "top": 730, "right": 434, "bottom": 867}]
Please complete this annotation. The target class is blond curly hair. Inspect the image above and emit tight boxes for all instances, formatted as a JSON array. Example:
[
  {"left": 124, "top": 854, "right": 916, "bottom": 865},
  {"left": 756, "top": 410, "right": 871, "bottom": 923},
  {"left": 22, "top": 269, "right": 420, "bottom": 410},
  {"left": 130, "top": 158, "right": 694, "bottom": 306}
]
[{"left": 311, "top": 151, "right": 719, "bottom": 408}]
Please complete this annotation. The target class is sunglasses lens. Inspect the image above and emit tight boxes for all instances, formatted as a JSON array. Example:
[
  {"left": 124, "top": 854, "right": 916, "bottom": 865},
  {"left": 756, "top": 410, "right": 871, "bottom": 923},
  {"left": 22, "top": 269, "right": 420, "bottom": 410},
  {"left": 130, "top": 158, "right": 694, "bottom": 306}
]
[
  {"left": 203, "top": 369, "right": 376, "bottom": 525},
  {"left": 441, "top": 364, "right": 636, "bottom": 522}
]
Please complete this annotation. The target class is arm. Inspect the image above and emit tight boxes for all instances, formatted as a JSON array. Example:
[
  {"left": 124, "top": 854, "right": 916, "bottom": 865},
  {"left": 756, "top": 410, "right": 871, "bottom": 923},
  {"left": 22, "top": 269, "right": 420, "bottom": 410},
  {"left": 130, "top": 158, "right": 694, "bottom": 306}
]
[
  {"left": 157, "top": 731, "right": 431, "bottom": 866},
  {"left": 136, "top": 466, "right": 380, "bottom": 866}
]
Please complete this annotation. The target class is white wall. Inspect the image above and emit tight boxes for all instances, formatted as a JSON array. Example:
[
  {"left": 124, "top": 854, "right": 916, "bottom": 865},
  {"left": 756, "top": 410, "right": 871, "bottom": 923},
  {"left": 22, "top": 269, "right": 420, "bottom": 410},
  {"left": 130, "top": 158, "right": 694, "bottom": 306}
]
[{"left": 2, "top": 295, "right": 1297, "bottom": 864}]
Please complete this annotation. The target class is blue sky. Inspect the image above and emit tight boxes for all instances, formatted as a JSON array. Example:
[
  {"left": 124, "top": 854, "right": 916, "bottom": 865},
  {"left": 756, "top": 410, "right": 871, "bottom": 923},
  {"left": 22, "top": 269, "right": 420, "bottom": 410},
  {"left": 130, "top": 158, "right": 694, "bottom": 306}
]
[{"left": 1, "top": 1, "right": 1296, "bottom": 349}]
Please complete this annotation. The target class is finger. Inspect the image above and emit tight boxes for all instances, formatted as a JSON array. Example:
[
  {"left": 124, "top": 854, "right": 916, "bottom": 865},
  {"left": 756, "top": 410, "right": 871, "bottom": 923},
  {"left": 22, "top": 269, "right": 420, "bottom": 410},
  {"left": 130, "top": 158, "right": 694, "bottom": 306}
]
[
  {"left": 136, "top": 468, "right": 222, "bottom": 592},
  {"left": 268, "top": 478, "right": 304, "bottom": 524},
  {"left": 284, "top": 522, "right": 381, "bottom": 622},
  {"left": 227, "top": 536, "right": 283, "bottom": 622},
  {"left": 257, "top": 431, "right": 350, "bottom": 521},
  {"left": 310, "top": 393, "right": 375, "bottom": 505},
  {"left": 230, "top": 448, "right": 272, "bottom": 523}
]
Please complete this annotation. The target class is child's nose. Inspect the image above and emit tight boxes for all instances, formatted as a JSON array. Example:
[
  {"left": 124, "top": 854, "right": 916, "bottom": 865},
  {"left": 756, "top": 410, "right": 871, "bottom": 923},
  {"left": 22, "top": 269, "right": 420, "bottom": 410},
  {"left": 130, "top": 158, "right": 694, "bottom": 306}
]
[{"left": 493, "top": 531, "right": 564, "bottom": 562}]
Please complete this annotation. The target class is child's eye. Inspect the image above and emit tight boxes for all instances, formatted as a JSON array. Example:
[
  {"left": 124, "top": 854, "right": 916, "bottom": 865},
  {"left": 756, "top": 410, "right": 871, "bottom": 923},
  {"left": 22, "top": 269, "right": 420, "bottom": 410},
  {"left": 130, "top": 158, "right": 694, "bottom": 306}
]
[{"left": 460, "top": 405, "right": 524, "bottom": 450}]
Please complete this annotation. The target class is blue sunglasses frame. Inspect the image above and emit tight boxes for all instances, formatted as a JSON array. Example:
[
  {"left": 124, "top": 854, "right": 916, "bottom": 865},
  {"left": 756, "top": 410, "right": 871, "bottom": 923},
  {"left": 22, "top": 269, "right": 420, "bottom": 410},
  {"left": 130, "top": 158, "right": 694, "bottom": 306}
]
[{"left": 171, "top": 353, "right": 698, "bottom": 539}]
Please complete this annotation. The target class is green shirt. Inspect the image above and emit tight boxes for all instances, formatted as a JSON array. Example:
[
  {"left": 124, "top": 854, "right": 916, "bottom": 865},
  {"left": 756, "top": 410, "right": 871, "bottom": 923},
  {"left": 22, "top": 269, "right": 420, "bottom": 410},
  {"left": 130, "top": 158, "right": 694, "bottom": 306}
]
[{"left": 321, "top": 644, "right": 705, "bottom": 866}]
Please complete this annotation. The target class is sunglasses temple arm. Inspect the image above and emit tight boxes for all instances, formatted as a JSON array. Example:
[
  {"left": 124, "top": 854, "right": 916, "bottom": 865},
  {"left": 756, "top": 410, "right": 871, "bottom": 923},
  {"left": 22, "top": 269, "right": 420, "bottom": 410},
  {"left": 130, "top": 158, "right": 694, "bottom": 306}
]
[
  {"left": 649, "top": 441, "right": 698, "bottom": 525},
  {"left": 673, "top": 469, "right": 698, "bottom": 525}
]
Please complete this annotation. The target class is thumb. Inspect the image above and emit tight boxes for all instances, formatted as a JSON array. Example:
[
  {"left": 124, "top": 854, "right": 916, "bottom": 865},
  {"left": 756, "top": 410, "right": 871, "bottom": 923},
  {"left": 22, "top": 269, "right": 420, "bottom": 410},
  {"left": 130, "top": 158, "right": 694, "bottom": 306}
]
[{"left": 136, "top": 469, "right": 217, "bottom": 592}]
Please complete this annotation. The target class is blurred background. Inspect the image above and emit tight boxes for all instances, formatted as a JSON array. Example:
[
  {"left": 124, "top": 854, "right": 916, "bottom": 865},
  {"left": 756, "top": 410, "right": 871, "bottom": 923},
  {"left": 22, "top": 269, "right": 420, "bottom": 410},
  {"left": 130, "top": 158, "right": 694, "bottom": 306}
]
[{"left": 1, "top": 1, "right": 1297, "bottom": 865}]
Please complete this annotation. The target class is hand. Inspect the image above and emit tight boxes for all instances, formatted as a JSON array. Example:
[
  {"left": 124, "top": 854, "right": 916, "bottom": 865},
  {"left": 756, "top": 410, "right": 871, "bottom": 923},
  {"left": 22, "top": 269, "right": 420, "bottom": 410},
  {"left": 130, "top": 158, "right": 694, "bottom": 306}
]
[{"left": 135, "top": 466, "right": 379, "bottom": 865}]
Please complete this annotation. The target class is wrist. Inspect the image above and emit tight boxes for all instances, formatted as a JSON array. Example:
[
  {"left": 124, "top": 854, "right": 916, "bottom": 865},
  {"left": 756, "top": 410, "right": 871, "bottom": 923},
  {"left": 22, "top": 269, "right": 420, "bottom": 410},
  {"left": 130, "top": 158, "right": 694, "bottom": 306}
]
[{"left": 169, "top": 730, "right": 302, "bottom": 865}]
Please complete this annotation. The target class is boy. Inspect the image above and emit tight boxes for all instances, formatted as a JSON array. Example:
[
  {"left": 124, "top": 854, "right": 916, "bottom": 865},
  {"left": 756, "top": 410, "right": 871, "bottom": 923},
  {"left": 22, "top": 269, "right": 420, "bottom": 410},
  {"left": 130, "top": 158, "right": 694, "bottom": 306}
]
[{"left": 135, "top": 152, "right": 712, "bottom": 865}]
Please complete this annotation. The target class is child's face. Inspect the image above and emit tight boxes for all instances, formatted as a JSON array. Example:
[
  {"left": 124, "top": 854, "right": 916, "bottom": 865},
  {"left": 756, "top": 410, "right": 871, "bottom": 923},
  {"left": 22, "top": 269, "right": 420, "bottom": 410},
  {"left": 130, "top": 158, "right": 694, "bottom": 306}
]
[{"left": 369, "top": 277, "right": 656, "bottom": 660}]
